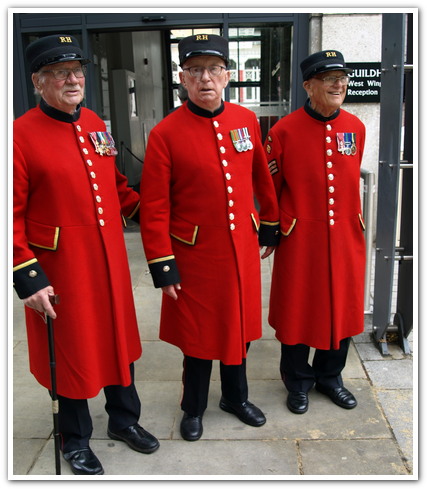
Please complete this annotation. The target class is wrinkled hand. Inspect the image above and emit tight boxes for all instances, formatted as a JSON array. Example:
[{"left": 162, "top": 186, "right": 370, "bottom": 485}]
[
  {"left": 161, "top": 284, "right": 181, "bottom": 301},
  {"left": 260, "top": 246, "right": 276, "bottom": 260},
  {"left": 23, "top": 285, "right": 57, "bottom": 319}
]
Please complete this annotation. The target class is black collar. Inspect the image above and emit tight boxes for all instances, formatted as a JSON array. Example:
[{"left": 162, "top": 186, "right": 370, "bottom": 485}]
[
  {"left": 304, "top": 99, "right": 340, "bottom": 122},
  {"left": 40, "top": 98, "right": 81, "bottom": 123},
  {"left": 187, "top": 98, "right": 225, "bottom": 118}
]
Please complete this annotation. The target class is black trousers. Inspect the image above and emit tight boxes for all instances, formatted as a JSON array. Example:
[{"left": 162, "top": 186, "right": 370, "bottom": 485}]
[
  {"left": 57, "top": 363, "right": 141, "bottom": 453},
  {"left": 280, "top": 338, "right": 351, "bottom": 393},
  {"left": 181, "top": 343, "right": 250, "bottom": 416}
]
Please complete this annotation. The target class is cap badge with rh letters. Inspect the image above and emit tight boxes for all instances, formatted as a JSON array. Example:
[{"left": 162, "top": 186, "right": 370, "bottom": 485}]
[
  {"left": 178, "top": 34, "right": 229, "bottom": 66},
  {"left": 300, "top": 50, "right": 353, "bottom": 81},
  {"left": 26, "top": 34, "right": 91, "bottom": 73}
]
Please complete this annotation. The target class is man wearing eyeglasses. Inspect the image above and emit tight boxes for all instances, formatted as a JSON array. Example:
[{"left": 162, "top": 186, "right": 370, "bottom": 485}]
[
  {"left": 13, "top": 34, "right": 159, "bottom": 475},
  {"left": 139, "top": 34, "right": 280, "bottom": 441},
  {"left": 264, "top": 50, "right": 366, "bottom": 415}
]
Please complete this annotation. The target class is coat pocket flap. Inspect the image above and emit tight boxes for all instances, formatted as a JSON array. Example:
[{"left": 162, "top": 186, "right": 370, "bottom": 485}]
[
  {"left": 170, "top": 218, "right": 199, "bottom": 245},
  {"left": 280, "top": 210, "right": 297, "bottom": 236},
  {"left": 26, "top": 219, "right": 60, "bottom": 251}
]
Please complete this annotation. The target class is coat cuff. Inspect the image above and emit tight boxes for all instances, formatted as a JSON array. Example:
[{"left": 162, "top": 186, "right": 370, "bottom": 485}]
[
  {"left": 13, "top": 259, "right": 50, "bottom": 299},
  {"left": 258, "top": 221, "right": 280, "bottom": 246},
  {"left": 147, "top": 256, "right": 181, "bottom": 288}
]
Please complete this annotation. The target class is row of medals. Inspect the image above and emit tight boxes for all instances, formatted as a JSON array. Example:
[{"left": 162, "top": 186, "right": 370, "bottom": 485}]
[{"left": 230, "top": 128, "right": 253, "bottom": 152}]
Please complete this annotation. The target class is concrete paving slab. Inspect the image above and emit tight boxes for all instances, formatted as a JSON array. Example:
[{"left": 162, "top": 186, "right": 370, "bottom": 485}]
[
  {"left": 376, "top": 389, "right": 414, "bottom": 471},
  {"left": 299, "top": 439, "right": 408, "bottom": 475},
  {"left": 136, "top": 341, "right": 184, "bottom": 381},
  {"left": 13, "top": 438, "right": 49, "bottom": 476},
  {"left": 29, "top": 438, "right": 300, "bottom": 477},
  {"left": 167, "top": 379, "right": 393, "bottom": 442},
  {"left": 10, "top": 231, "right": 414, "bottom": 478},
  {"left": 88, "top": 380, "right": 183, "bottom": 441},
  {"left": 363, "top": 359, "right": 413, "bottom": 389}
]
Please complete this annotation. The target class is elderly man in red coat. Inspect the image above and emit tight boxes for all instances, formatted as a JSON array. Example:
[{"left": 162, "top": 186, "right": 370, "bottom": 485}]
[
  {"left": 13, "top": 35, "right": 159, "bottom": 475},
  {"left": 264, "top": 50, "right": 366, "bottom": 415},
  {"left": 140, "top": 34, "right": 280, "bottom": 441}
]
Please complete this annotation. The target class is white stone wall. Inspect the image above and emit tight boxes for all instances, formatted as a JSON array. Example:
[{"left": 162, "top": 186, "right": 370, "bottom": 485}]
[{"left": 322, "top": 13, "right": 383, "bottom": 176}]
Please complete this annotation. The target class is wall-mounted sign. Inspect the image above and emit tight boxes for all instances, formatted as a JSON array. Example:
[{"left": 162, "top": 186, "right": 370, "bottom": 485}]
[{"left": 345, "top": 62, "right": 381, "bottom": 103}]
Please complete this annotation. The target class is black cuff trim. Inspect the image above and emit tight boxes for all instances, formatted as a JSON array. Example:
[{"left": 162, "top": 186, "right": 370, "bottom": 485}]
[
  {"left": 148, "top": 258, "right": 181, "bottom": 288},
  {"left": 13, "top": 261, "right": 50, "bottom": 299},
  {"left": 258, "top": 222, "right": 280, "bottom": 246}
]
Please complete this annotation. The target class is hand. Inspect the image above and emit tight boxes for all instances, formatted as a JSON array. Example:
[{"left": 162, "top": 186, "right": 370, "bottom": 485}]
[
  {"left": 162, "top": 283, "right": 181, "bottom": 300},
  {"left": 23, "top": 285, "right": 57, "bottom": 319},
  {"left": 260, "top": 246, "right": 276, "bottom": 260}
]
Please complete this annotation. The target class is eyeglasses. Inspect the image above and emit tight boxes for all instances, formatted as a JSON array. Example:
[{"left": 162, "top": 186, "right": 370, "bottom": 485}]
[
  {"left": 41, "top": 65, "right": 87, "bottom": 80},
  {"left": 183, "top": 65, "right": 227, "bottom": 78},
  {"left": 314, "top": 75, "right": 350, "bottom": 86}
]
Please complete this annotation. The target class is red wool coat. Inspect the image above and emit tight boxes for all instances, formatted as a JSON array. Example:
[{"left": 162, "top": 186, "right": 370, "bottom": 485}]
[
  {"left": 265, "top": 104, "right": 366, "bottom": 350},
  {"left": 140, "top": 101, "right": 280, "bottom": 365},
  {"left": 13, "top": 101, "right": 142, "bottom": 399}
]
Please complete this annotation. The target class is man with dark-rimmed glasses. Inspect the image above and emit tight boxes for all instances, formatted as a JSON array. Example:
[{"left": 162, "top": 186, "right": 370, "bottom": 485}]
[{"left": 140, "top": 34, "right": 280, "bottom": 442}]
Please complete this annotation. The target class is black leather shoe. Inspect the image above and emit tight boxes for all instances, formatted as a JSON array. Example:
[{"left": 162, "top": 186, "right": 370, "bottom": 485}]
[
  {"left": 108, "top": 424, "right": 160, "bottom": 453},
  {"left": 286, "top": 391, "right": 309, "bottom": 414},
  {"left": 63, "top": 447, "right": 104, "bottom": 475},
  {"left": 180, "top": 413, "right": 203, "bottom": 441},
  {"left": 219, "top": 397, "right": 266, "bottom": 426},
  {"left": 316, "top": 384, "right": 357, "bottom": 409}
]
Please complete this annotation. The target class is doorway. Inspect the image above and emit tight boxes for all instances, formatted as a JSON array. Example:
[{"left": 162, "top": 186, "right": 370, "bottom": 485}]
[{"left": 90, "top": 24, "right": 294, "bottom": 186}]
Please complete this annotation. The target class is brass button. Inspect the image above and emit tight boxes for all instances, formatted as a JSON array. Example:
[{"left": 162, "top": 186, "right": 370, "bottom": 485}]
[{"left": 28, "top": 270, "right": 38, "bottom": 278}]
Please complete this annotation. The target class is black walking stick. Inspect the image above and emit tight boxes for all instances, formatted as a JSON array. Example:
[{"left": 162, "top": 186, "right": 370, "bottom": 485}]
[{"left": 46, "top": 294, "right": 61, "bottom": 475}]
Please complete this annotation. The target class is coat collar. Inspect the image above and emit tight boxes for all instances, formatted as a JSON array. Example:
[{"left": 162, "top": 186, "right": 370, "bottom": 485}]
[
  {"left": 187, "top": 98, "right": 225, "bottom": 118},
  {"left": 40, "top": 98, "right": 81, "bottom": 123},
  {"left": 304, "top": 98, "right": 340, "bottom": 122}
]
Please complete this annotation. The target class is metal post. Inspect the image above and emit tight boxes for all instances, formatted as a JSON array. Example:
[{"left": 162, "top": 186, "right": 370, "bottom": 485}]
[
  {"left": 372, "top": 13, "right": 409, "bottom": 355},
  {"left": 360, "top": 168, "right": 375, "bottom": 313}
]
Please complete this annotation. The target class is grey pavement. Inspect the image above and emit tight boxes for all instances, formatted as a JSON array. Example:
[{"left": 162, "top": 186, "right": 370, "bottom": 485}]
[{"left": 11, "top": 226, "right": 416, "bottom": 480}]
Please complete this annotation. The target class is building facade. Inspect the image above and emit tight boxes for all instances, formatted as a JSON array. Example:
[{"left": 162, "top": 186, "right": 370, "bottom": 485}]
[{"left": 12, "top": 11, "right": 387, "bottom": 187}]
